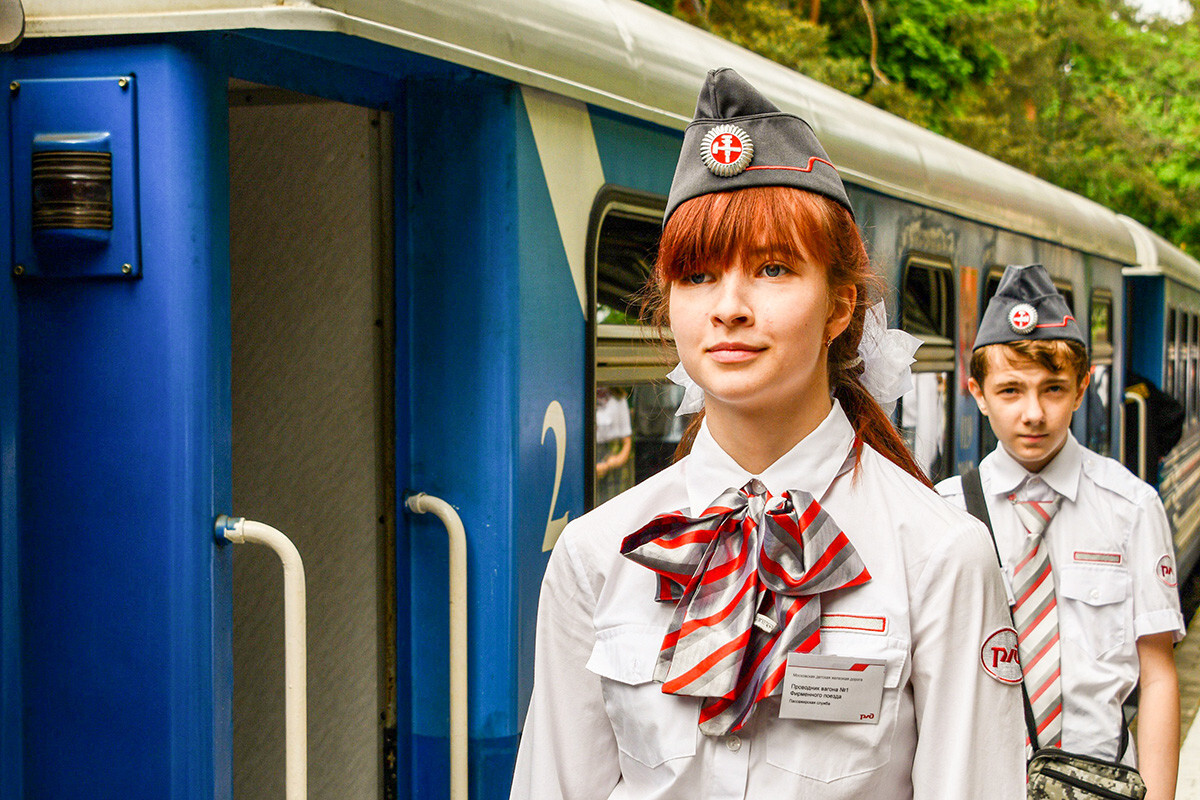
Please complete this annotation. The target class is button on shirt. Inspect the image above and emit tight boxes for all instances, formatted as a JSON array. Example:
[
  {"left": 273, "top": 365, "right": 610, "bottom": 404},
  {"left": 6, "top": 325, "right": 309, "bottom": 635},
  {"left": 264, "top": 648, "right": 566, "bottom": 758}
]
[
  {"left": 511, "top": 401, "right": 1025, "bottom": 800},
  {"left": 937, "top": 434, "right": 1185, "bottom": 764}
]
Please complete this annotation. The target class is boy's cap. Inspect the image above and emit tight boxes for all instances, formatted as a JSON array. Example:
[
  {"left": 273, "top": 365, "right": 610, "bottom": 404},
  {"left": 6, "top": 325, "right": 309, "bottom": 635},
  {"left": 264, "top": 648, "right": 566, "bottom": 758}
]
[
  {"left": 663, "top": 67, "right": 853, "bottom": 226},
  {"left": 973, "top": 263, "right": 1086, "bottom": 351}
]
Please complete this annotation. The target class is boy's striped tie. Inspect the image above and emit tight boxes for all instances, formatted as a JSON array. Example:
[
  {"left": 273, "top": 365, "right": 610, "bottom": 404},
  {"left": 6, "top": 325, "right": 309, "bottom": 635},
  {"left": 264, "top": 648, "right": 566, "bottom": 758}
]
[{"left": 1010, "top": 487, "right": 1064, "bottom": 750}]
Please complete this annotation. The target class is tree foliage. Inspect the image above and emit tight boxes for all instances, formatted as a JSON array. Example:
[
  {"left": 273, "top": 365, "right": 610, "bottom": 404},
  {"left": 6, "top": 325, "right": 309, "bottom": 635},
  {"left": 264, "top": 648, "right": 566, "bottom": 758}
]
[{"left": 662, "top": 0, "right": 1200, "bottom": 251}]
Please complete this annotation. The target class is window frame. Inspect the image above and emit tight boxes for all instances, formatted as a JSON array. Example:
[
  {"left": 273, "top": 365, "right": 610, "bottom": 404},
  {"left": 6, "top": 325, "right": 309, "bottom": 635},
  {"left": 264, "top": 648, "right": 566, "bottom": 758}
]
[
  {"left": 585, "top": 186, "right": 671, "bottom": 509},
  {"left": 898, "top": 254, "right": 955, "bottom": 482}
]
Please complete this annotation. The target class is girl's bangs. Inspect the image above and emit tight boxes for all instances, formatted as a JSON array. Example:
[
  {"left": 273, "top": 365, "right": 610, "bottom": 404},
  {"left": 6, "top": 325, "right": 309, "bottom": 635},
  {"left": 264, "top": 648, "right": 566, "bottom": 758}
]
[{"left": 657, "top": 187, "right": 836, "bottom": 282}]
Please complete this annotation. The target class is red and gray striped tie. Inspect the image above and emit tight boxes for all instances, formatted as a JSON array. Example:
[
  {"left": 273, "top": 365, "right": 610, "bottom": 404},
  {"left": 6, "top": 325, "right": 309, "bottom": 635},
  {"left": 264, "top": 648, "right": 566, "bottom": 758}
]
[
  {"left": 1010, "top": 487, "right": 1064, "bottom": 750},
  {"left": 620, "top": 476, "right": 870, "bottom": 736}
]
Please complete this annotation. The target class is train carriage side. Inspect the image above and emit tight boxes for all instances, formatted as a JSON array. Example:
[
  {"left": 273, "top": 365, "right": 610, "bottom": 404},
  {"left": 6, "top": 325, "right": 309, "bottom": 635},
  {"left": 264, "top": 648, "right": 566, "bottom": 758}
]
[
  {"left": 0, "top": 2, "right": 1157, "bottom": 800},
  {"left": 847, "top": 188, "right": 1129, "bottom": 487},
  {"left": 1121, "top": 216, "right": 1200, "bottom": 581},
  {"left": 0, "top": 26, "right": 610, "bottom": 800}
]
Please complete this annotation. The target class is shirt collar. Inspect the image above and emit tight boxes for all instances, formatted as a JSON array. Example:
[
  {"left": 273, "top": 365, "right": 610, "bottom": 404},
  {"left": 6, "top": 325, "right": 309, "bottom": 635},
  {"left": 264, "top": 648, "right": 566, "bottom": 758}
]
[
  {"left": 983, "top": 432, "right": 1081, "bottom": 502},
  {"left": 684, "top": 400, "right": 856, "bottom": 515}
]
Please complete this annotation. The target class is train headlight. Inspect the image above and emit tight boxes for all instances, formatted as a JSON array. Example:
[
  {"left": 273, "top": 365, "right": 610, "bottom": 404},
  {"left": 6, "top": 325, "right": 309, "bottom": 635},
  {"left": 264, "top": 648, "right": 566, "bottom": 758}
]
[{"left": 31, "top": 133, "right": 113, "bottom": 245}]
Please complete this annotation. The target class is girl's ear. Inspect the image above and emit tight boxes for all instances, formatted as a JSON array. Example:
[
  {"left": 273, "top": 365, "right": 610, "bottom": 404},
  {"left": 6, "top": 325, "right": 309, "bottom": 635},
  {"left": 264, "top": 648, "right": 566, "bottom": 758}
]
[{"left": 827, "top": 283, "right": 856, "bottom": 341}]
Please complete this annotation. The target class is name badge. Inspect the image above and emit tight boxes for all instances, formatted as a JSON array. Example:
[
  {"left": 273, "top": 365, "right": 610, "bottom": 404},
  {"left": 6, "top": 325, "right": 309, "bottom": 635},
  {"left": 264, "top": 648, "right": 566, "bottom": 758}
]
[{"left": 779, "top": 653, "right": 886, "bottom": 724}]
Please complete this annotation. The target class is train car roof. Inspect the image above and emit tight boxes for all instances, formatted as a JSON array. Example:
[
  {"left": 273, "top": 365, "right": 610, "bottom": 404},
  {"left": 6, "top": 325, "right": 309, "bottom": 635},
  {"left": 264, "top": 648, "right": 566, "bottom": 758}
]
[
  {"left": 24, "top": 0, "right": 1137, "bottom": 264},
  {"left": 1120, "top": 216, "right": 1200, "bottom": 288}
]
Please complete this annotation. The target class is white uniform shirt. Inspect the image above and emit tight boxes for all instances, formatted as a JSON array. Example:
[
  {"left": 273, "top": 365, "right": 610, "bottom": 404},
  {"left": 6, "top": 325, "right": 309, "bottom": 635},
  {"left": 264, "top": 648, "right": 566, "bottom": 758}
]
[
  {"left": 936, "top": 434, "right": 1185, "bottom": 763},
  {"left": 595, "top": 393, "right": 633, "bottom": 444},
  {"left": 512, "top": 402, "right": 1026, "bottom": 800}
]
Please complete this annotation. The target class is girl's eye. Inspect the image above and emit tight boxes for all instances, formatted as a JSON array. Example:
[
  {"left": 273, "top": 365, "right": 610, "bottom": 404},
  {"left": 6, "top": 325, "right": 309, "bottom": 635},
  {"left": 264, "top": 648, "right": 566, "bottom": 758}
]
[
  {"left": 761, "top": 263, "right": 788, "bottom": 278},
  {"left": 682, "top": 272, "right": 710, "bottom": 285}
]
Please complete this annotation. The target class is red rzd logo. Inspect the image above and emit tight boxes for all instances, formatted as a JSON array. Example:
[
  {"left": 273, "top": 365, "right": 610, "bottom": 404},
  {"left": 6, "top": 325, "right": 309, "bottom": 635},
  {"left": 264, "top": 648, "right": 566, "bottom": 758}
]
[
  {"left": 991, "top": 646, "right": 1020, "bottom": 667},
  {"left": 981, "top": 628, "right": 1023, "bottom": 684},
  {"left": 1157, "top": 555, "right": 1178, "bottom": 587}
]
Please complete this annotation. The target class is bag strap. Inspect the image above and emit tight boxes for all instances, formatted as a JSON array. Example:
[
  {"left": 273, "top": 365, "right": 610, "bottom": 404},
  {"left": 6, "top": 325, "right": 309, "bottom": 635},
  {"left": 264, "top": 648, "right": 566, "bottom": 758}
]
[
  {"left": 962, "top": 466, "right": 1133, "bottom": 761},
  {"left": 962, "top": 466, "right": 1042, "bottom": 751}
]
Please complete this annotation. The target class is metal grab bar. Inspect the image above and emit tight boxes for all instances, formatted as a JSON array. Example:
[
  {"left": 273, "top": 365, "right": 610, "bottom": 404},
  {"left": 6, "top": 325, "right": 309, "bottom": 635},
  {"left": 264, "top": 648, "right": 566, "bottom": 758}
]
[
  {"left": 405, "top": 492, "right": 468, "bottom": 800},
  {"left": 1124, "top": 390, "right": 1149, "bottom": 481},
  {"left": 216, "top": 516, "right": 307, "bottom": 800}
]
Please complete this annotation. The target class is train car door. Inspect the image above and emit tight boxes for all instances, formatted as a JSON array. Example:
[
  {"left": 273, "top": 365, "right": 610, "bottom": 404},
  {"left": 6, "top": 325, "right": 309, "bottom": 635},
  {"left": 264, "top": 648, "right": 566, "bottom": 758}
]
[{"left": 227, "top": 82, "right": 394, "bottom": 800}]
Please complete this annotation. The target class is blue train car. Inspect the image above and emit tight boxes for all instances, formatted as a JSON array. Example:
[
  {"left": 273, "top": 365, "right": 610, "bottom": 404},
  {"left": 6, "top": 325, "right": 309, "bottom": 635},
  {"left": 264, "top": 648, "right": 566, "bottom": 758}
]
[
  {"left": 1121, "top": 217, "right": 1200, "bottom": 581},
  {"left": 0, "top": 2, "right": 1186, "bottom": 799}
]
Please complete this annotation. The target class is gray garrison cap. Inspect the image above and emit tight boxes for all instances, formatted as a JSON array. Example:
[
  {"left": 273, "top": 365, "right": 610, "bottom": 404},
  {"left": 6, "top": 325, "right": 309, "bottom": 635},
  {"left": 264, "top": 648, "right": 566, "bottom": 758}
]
[
  {"left": 972, "top": 264, "right": 1086, "bottom": 351},
  {"left": 663, "top": 68, "right": 853, "bottom": 226}
]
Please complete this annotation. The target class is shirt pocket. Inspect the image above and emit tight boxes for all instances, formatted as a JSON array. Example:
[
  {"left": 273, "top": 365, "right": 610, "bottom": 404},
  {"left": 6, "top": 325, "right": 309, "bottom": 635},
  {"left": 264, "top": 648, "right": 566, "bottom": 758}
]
[
  {"left": 764, "top": 634, "right": 908, "bottom": 783},
  {"left": 585, "top": 624, "right": 700, "bottom": 768},
  {"left": 1056, "top": 564, "right": 1130, "bottom": 658}
]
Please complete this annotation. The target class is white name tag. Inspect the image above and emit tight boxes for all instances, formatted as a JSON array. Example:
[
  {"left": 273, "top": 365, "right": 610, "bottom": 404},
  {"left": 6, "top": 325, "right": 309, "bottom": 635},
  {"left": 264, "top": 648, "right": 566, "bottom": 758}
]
[{"left": 779, "top": 653, "right": 886, "bottom": 724}]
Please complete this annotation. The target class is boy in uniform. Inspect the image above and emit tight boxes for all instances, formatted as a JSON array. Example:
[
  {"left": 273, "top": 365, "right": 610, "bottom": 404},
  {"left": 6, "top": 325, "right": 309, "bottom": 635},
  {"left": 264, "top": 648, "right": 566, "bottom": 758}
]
[{"left": 937, "top": 263, "right": 1183, "bottom": 800}]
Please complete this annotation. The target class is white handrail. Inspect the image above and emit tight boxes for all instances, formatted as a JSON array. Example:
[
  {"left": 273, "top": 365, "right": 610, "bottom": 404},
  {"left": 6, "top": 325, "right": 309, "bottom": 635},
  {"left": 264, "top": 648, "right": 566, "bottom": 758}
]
[
  {"left": 405, "top": 492, "right": 468, "bottom": 800},
  {"left": 1124, "top": 390, "right": 1149, "bottom": 481},
  {"left": 216, "top": 515, "right": 307, "bottom": 800}
]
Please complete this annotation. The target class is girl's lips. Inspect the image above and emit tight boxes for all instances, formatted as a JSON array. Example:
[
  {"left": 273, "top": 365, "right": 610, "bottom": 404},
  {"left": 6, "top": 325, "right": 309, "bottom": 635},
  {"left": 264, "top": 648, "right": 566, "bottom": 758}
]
[{"left": 707, "top": 344, "right": 764, "bottom": 364}]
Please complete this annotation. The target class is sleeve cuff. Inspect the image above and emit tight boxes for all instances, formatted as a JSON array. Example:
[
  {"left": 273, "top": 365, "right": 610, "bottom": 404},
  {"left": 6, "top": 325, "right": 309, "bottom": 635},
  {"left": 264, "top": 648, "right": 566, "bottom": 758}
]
[{"left": 1134, "top": 608, "right": 1186, "bottom": 643}]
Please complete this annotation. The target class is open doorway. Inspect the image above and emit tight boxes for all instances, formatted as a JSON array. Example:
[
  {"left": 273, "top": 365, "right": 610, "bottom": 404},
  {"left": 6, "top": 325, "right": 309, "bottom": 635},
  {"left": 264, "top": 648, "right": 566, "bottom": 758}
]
[{"left": 227, "top": 81, "right": 395, "bottom": 799}]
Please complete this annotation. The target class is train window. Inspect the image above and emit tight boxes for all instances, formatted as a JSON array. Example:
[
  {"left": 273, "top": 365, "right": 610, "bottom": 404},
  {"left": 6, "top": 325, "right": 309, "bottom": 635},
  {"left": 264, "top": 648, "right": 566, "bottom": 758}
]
[
  {"left": 1166, "top": 309, "right": 1177, "bottom": 398},
  {"left": 589, "top": 191, "right": 691, "bottom": 508},
  {"left": 898, "top": 256, "right": 954, "bottom": 483},
  {"left": 1190, "top": 314, "right": 1198, "bottom": 421},
  {"left": 1087, "top": 292, "right": 1114, "bottom": 456}
]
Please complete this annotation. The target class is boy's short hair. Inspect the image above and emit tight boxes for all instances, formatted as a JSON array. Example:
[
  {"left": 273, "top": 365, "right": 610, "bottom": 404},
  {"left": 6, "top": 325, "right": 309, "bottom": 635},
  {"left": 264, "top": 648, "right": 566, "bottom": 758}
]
[{"left": 970, "top": 339, "right": 1091, "bottom": 387}]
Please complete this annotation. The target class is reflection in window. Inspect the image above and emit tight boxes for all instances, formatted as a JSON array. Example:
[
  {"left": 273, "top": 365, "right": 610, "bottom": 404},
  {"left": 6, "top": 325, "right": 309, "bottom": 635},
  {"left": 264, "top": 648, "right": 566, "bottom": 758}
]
[
  {"left": 1190, "top": 314, "right": 1198, "bottom": 421},
  {"left": 590, "top": 194, "right": 688, "bottom": 510},
  {"left": 1166, "top": 310, "right": 1176, "bottom": 399},
  {"left": 899, "top": 372, "right": 950, "bottom": 481},
  {"left": 594, "top": 382, "right": 692, "bottom": 506},
  {"left": 1087, "top": 365, "right": 1111, "bottom": 456},
  {"left": 900, "top": 257, "right": 954, "bottom": 483},
  {"left": 1087, "top": 293, "right": 1113, "bottom": 456}
]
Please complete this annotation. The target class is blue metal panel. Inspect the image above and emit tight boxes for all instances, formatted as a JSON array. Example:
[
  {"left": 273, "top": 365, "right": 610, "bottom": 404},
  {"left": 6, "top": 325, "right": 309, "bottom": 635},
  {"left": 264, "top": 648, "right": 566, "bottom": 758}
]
[
  {"left": 11, "top": 41, "right": 230, "bottom": 799},
  {"left": 0, "top": 50, "right": 21, "bottom": 800},
  {"left": 402, "top": 75, "right": 589, "bottom": 800},
  {"left": 404, "top": 76, "right": 521, "bottom": 800},
  {"left": 590, "top": 108, "right": 678, "bottom": 197},
  {"left": 9, "top": 75, "right": 141, "bottom": 278},
  {"left": 513, "top": 86, "right": 587, "bottom": 729}
]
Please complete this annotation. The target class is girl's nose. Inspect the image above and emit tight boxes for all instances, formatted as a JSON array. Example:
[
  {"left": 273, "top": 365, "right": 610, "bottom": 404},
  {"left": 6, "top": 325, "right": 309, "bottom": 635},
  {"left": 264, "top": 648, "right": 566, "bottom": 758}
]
[{"left": 710, "top": 272, "right": 754, "bottom": 326}]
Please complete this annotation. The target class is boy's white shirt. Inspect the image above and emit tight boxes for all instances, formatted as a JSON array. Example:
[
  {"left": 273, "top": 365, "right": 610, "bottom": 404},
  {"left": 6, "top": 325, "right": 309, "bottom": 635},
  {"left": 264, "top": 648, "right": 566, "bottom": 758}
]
[{"left": 937, "top": 433, "right": 1185, "bottom": 764}]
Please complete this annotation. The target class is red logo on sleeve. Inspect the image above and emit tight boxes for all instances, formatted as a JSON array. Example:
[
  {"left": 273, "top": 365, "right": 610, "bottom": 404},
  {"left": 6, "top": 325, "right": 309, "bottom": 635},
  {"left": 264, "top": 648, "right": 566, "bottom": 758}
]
[{"left": 1157, "top": 555, "right": 1177, "bottom": 587}]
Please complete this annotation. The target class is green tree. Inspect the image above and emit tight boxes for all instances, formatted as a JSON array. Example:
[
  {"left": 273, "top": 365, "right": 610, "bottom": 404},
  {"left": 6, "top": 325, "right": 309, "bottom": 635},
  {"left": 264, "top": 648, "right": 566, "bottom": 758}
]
[{"left": 653, "top": 0, "right": 1200, "bottom": 251}]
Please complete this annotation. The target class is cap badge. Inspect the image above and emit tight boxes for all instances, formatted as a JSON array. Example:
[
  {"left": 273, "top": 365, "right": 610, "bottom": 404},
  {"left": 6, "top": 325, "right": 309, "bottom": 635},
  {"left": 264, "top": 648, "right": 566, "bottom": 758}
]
[
  {"left": 701, "top": 124, "right": 754, "bottom": 177},
  {"left": 1008, "top": 303, "right": 1038, "bottom": 334}
]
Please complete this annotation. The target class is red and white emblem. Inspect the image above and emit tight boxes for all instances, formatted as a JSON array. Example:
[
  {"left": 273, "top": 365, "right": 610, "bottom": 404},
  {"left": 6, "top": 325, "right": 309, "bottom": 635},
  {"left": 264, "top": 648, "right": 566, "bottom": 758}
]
[
  {"left": 980, "top": 627, "right": 1023, "bottom": 684},
  {"left": 701, "top": 124, "right": 754, "bottom": 177},
  {"left": 1008, "top": 303, "right": 1038, "bottom": 334},
  {"left": 1157, "top": 554, "right": 1178, "bottom": 587}
]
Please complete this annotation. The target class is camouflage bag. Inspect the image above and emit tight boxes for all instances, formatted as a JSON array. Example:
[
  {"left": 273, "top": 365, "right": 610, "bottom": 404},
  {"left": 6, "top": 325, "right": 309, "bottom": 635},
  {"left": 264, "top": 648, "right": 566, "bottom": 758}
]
[{"left": 1027, "top": 748, "right": 1146, "bottom": 800}]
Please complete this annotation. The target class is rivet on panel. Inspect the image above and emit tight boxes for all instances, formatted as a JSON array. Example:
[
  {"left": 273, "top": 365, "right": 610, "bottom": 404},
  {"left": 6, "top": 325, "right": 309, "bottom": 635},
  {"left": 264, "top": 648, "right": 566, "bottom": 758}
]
[
  {"left": 8, "top": 81, "right": 17, "bottom": 94},
  {"left": 12, "top": 265, "right": 24, "bottom": 276},
  {"left": 121, "top": 263, "right": 132, "bottom": 274},
  {"left": 118, "top": 77, "right": 129, "bottom": 89}
]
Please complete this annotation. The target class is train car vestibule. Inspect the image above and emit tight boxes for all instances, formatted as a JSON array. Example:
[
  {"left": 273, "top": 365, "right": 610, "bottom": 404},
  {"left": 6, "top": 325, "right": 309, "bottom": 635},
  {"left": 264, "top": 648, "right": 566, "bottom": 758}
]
[{"left": 228, "top": 80, "right": 395, "bottom": 800}]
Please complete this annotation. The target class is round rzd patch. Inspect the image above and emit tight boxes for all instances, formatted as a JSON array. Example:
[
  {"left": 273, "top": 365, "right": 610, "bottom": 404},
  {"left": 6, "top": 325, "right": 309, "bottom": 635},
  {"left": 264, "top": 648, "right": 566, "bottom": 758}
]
[
  {"left": 1008, "top": 303, "right": 1038, "bottom": 334},
  {"left": 701, "top": 124, "right": 754, "bottom": 177},
  {"left": 1157, "top": 554, "right": 1178, "bottom": 587},
  {"left": 980, "top": 627, "right": 1022, "bottom": 684}
]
